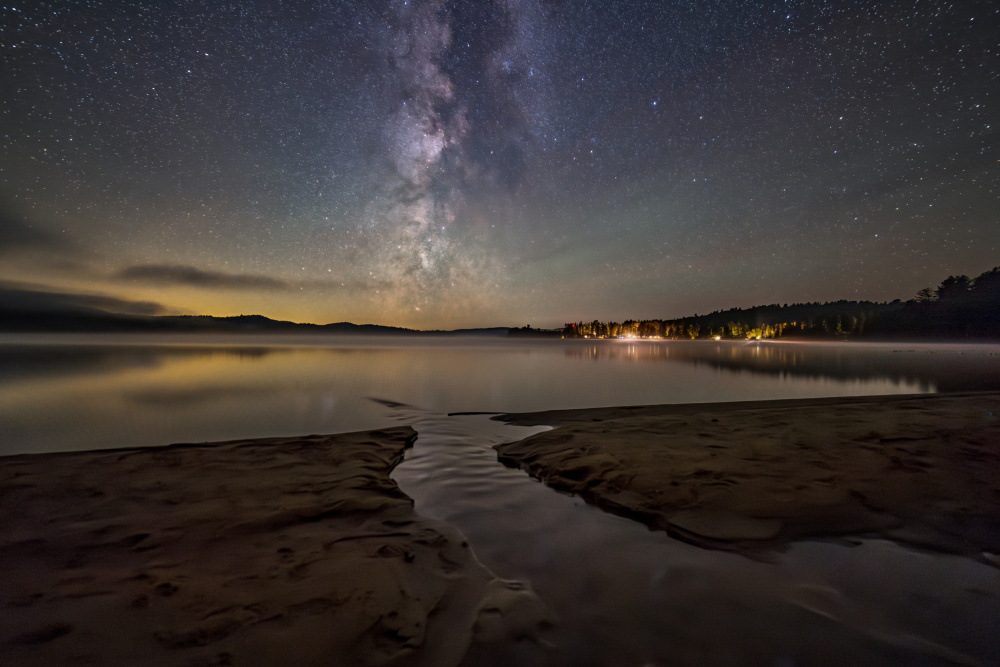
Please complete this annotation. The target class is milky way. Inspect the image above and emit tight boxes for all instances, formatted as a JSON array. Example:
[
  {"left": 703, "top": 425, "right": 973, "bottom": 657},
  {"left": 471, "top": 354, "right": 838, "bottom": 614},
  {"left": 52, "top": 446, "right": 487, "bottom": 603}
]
[
  {"left": 363, "top": 0, "right": 488, "bottom": 319},
  {"left": 1, "top": 1, "right": 998, "bottom": 327}
]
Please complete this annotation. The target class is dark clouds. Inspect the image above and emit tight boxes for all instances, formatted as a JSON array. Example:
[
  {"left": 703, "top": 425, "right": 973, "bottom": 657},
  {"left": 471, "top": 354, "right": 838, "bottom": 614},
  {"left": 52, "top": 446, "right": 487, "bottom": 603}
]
[
  {"left": 0, "top": 283, "right": 167, "bottom": 317},
  {"left": 116, "top": 265, "right": 288, "bottom": 291}
]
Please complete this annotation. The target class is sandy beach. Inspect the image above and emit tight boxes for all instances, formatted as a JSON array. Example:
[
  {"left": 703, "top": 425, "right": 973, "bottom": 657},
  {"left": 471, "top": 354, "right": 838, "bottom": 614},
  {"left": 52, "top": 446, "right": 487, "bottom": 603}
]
[
  {"left": 496, "top": 392, "right": 1000, "bottom": 561},
  {"left": 0, "top": 428, "right": 552, "bottom": 666}
]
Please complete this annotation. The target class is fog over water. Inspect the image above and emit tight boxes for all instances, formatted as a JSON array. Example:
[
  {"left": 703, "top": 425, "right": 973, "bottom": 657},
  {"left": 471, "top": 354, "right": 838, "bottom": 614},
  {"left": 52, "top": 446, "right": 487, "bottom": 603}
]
[{"left": 4, "top": 335, "right": 999, "bottom": 456}]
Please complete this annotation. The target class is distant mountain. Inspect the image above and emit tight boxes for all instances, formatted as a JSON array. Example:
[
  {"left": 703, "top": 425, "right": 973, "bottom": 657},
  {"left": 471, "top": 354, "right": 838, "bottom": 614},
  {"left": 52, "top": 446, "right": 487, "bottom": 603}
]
[
  {"left": 0, "top": 285, "right": 508, "bottom": 335},
  {"left": 0, "top": 308, "right": 410, "bottom": 335}
]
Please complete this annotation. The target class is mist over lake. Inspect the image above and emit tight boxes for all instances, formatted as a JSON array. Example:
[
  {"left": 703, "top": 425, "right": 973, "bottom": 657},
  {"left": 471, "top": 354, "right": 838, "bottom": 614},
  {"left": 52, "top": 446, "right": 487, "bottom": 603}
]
[{"left": 3, "top": 335, "right": 999, "bottom": 456}]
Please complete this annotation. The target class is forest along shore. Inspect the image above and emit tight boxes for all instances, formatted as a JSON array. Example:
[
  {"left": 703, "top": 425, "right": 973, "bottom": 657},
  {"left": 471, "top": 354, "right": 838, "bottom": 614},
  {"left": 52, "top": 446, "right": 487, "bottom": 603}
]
[
  {"left": 0, "top": 428, "right": 553, "bottom": 667},
  {"left": 495, "top": 392, "right": 1000, "bottom": 561}
]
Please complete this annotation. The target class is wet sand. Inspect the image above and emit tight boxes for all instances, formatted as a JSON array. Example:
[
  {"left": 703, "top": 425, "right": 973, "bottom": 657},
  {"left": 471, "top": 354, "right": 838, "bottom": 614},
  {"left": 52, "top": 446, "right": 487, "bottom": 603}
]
[
  {"left": 496, "top": 392, "right": 1000, "bottom": 561},
  {"left": 0, "top": 428, "right": 552, "bottom": 666}
]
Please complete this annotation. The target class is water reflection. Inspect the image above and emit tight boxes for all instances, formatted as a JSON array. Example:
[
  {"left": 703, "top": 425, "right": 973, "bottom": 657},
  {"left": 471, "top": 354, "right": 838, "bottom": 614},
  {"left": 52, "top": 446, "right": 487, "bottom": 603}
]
[
  {"left": 565, "top": 339, "right": 1000, "bottom": 392},
  {"left": 3, "top": 336, "right": 1000, "bottom": 456},
  {"left": 565, "top": 341, "right": 1000, "bottom": 391},
  {"left": 389, "top": 408, "right": 1000, "bottom": 665}
]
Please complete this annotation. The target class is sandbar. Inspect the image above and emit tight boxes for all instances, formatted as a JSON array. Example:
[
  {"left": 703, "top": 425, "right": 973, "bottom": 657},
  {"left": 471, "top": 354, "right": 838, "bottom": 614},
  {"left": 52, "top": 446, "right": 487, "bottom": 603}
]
[
  {"left": 495, "top": 392, "right": 1000, "bottom": 560},
  {"left": 0, "top": 428, "right": 552, "bottom": 666}
]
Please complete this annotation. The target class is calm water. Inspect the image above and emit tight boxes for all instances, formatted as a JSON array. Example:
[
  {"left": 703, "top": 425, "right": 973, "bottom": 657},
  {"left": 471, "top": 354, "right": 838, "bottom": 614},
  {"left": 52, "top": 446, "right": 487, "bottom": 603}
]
[
  {"left": 3, "top": 334, "right": 1000, "bottom": 664},
  {"left": 5, "top": 334, "right": 1000, "bottom": 455}
]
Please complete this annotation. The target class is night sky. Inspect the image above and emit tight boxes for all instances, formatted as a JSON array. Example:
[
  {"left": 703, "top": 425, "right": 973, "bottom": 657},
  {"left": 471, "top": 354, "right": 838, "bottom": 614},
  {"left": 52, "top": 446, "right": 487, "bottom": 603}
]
[{"left": 2, "top": 1, "right": 998, "bottom": 329}]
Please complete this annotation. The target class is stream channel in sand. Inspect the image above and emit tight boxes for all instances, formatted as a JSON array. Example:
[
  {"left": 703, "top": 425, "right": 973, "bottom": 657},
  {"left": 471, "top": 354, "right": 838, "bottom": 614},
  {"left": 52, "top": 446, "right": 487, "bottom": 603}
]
[{"left": 387, "top": 404, "right": 1000, "bottom": 666}]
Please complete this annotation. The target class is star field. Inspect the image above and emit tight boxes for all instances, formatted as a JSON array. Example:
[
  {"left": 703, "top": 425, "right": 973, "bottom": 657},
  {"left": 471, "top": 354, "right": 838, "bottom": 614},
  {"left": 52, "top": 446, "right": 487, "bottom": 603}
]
[{"left": 2, "top": 0, "right": 998, "bottom": 328}]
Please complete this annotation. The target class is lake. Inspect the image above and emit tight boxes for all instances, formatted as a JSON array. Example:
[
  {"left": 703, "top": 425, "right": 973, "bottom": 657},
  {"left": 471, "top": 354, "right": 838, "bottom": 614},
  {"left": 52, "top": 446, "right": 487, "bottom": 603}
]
[
  {"left": 3, "top": 334, "right": 1000, "bottom": 664},
  {"left": 5, "top": 334, "right": 999, "bottom": 456}
]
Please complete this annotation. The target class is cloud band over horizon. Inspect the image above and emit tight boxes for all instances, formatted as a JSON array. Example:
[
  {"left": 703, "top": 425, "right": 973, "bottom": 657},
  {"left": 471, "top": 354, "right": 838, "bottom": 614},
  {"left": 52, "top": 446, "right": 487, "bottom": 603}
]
[{"left": 116, "top": 265, "right": 289, "bottom": 291}]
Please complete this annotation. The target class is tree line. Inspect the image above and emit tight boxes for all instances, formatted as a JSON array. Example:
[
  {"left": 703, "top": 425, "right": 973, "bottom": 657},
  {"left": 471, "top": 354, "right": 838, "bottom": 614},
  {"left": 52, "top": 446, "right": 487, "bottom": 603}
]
[{"left": 560, "top": 266, "right": 1000, "bottom": 340}]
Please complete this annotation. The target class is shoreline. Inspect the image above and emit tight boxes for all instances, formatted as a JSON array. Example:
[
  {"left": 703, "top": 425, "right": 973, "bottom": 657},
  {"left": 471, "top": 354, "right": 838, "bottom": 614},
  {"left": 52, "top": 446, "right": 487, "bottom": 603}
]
[
  {"left": 495, "top": 391, "right": 1000, "bottom": 560},
  {"left": 0, "top": 428, "right": 552, "bottom": 666}
]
